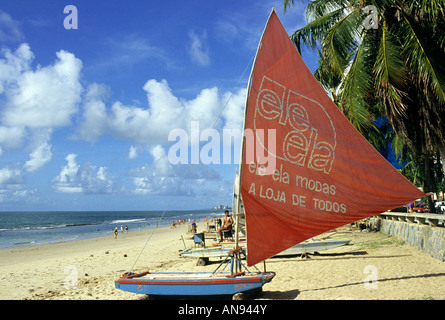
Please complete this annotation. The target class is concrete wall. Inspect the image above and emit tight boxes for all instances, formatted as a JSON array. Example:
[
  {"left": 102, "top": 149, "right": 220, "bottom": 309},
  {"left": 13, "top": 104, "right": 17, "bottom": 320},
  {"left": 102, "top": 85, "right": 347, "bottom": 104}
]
[{"left": 370, "top": 217, "right": 445, "bottom": 262}]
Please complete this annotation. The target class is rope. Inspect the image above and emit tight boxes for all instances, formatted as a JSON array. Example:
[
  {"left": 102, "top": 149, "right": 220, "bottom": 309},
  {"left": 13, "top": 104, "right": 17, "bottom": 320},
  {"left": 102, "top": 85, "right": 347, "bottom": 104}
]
[{"left": 127, "top": 53, "right": 256, "bottom": 274}]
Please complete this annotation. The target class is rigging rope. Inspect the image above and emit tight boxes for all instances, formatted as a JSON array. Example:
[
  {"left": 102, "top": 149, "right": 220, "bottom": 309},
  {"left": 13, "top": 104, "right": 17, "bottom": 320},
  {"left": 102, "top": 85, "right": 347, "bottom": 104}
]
[{"left": 127, "top": 53, "right": 256, "bottom": 274}]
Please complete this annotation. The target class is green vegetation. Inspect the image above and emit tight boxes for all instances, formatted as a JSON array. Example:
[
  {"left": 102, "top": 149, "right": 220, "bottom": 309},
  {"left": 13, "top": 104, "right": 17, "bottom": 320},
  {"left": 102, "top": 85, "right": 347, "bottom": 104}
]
[
  {"left": 357, "top": 235, "right": 405, "bottom": 249},
  {"left": 284, "top": 0, "right": 445, "bottom": 210}
]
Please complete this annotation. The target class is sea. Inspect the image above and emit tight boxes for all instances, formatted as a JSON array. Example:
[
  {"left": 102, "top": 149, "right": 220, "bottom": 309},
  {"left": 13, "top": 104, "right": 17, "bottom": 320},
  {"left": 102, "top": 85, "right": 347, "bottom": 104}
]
[{"left": 0, "top": 210, "right": 216, "bottom": 250}]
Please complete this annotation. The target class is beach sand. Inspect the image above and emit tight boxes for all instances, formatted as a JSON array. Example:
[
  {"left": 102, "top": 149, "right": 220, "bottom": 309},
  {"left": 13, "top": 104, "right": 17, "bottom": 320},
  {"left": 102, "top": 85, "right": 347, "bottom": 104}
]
[{"left": 1, "top": 222, "right": 444, "bottom": 300}]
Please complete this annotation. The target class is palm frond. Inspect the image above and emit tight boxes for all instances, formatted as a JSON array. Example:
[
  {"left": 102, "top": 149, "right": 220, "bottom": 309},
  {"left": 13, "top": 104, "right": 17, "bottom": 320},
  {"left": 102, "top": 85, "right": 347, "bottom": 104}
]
[
  {"left": 404, "top": 0, "right": 445, "bottom": 21},
  {"left": 290, "top": 7, "right": 347, "bottom": 53},
  {"left": 374, "top": 21, "right": 406, "bottom": 89},
  {"left": 321, "top": 8, "right": 362, "bottom": 78},
  {"left": 305, "top": 0, "right": 351, "bottom": 19},
  {"left": 373, "top": 20, "right": 408, "bottom": 119},
  {"left": 339, "top": 28, "right": 375, "bottom": 131},
  {"left": 388, "top": 125, "right": 406, "bottom": 159},
  {"left": 399, "top": 13, "right": 445, "bottom": 104},
  {"left": 284, "top": 0, "right": 351, "bottom": 15},
  {"left": 314, "top": 48, "right": 343, "bottom": 97}
]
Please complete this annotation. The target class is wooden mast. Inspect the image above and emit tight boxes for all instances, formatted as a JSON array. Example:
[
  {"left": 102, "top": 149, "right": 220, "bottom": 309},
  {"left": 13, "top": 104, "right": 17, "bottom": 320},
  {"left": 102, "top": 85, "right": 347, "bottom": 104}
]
[{"left": 233, "top": 9, "right": 276, "bottom": 273}]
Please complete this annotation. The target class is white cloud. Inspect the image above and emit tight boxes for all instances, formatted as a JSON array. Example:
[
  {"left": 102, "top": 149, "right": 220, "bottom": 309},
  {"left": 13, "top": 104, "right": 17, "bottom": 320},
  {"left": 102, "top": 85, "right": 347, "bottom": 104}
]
[
  {"left": 131, "top": 145, "right": 179, "bottom": 195},
  {"left": 0, "top": 163, "right": 38, "bottom": 203},
  {"left": 76, "top": 83, "right": 109, "bottom": 141},
  {"left": 2, "top": 49, "right": 82, "bottom": 128},
  {"left": 93, "top": 34, "right": 175, "bottom": 71},
  {"left": 150, "top": 144, "right": 173, "bottom": 176},
  {"left": 130, "top": 144, "right": 220, "bottom": 196},
  {"left": 52, "top": 154, "right": 114, "bottom": 194},
  {"left": 0, "top": 40, "right": 245, "bottom": 205},
  {"left": 220, "top": 88, "right": 245, "bottom": 156},
  {"left": 0, "top": 44, "right": 33, "bottom": 94},
  {"left": 128, "top": 145, "right": 138, "bottom": 159},
  {"left": 76, "top": 79, "right": 191, "bottom": 143},
  {"left": 221, "top": 88, "right": 246, "bottom": 130},
  {"left": 0, "top": 42, "right": 85, "bottom": 196},
  {"left": 187, "top": 30, "right": 210, "bottom": 66},
  {"left": 0, "top": 126, "right": 26, "bottom": 151},
  {"left": 76, "top": 78, "right": 245, "bottom": 146},
  {"left": 24, "top": 142, "right": 52, "bottom": 172},
  {"left": 52, "top": 154, "right": 82, "bottom": 193},
  {"left": 0, "top": 43, "right": 83, "bottom": 169},
  {"left": 108, "top": 101, "right": 155, "bottom": 143},
  {"left": 0, "top": 11, "right": 24, "bottom": 42},
  {"left": 0, "top": 164, "right": 23, "bottom": 185},
  {"left": 214, "top": 11, "right": 263, "bottom": 51},
  {"left": 215, "top": 20, "right": 238, "bottom": 44},
  {"left": 185, "top": 87, "right": 221, "bottom": 125},
  {"left": 0, "top": 188, "right": 37, "bottom": 204}
]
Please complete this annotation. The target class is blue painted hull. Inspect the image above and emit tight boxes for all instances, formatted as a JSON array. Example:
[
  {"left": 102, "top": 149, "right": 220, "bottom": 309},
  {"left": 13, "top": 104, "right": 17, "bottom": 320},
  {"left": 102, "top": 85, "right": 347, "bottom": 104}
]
[{"left": 115, "top": 271, "right": 275, "bottom": 297}]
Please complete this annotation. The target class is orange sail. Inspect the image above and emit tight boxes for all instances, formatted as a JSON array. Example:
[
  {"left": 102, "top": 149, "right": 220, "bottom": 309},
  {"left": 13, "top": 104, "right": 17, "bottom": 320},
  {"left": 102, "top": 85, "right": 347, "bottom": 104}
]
[{"left": 240, "top": 10, "right": 425, "bottom": 266}]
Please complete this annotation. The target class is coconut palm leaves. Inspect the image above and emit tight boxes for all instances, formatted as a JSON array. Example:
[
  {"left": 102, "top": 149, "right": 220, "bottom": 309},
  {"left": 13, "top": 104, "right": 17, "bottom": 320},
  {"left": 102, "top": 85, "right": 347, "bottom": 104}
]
[
  {"left": 286, "top": 0, "right": 445, "bottom": 167},
  {"left": 289, "top": 1, "right": 379, "bottom": 131}
]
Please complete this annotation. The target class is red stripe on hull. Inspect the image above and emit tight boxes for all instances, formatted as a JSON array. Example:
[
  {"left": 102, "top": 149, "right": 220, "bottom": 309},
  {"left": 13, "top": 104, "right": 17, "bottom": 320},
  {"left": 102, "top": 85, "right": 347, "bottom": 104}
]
[{"left": 117, "top": 273, "right": 275, "bottom": 286}]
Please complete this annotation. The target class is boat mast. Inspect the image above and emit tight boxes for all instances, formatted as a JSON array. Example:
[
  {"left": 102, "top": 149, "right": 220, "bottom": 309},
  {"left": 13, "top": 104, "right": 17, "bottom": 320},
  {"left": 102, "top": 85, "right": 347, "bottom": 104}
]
[
  {"left": 234, "top": 153, "right": 243, "bottom": 273},
  {"left": 234, "top": 9, "right": 276, "bottom": 273}
]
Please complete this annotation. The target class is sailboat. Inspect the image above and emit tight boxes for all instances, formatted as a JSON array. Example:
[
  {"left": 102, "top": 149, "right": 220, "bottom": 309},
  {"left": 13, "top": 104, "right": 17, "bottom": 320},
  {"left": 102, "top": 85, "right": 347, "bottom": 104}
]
[
  {"left": 179, "top": 236, "right": 351, "bottom": 265},
  {"left": 180, "top": 170, "right": 350, "bottom": 265},
  {"left": 115, "top": 9, "right": 425, "bottom": 299}
]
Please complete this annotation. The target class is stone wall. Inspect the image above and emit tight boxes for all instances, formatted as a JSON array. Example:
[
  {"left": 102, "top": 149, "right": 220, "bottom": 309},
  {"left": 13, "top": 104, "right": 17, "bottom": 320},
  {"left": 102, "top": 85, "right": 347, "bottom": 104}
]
[{"left": 369, "top": 217, "right": 445, "bottom": 262}]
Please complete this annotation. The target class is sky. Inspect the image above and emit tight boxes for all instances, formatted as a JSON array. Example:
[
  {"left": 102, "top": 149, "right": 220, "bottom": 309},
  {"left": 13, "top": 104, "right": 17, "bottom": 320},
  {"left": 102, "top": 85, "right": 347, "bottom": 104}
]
[{"left": 0, "top": 0, "right": 318, "bottom": 211}]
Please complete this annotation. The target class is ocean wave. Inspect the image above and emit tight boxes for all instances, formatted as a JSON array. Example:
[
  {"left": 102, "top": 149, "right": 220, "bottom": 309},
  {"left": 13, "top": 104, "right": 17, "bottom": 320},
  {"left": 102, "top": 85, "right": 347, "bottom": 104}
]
[
  {"left": 4, "top": 224, "right": 69, "bottom": 231},
  {"left": 3, "top": 222, "right": 101, "bottom": 231},
  {"left": 0, "top": 219, "right": 148, "bottom": 232},
  {"left": 65, "top": 222, "right": 100, "bottom": 227},
  {"left": 110, "top": 218, "right": 147, "bottom": 224},
  {"left": 14, "top": 240, "right": 36, "bottom": 245}
]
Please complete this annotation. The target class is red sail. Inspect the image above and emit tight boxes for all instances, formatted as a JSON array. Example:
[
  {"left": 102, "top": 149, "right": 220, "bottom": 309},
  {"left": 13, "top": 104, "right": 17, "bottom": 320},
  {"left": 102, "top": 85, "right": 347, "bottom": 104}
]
[{"left": 241, "top": 10, "right": 424, "bottom": 266}]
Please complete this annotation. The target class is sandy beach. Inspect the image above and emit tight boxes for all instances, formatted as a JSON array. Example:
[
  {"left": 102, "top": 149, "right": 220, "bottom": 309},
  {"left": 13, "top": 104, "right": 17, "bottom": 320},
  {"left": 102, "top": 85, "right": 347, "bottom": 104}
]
[{"left": 1, "top": 222, "right": 444, "bottom": 300}]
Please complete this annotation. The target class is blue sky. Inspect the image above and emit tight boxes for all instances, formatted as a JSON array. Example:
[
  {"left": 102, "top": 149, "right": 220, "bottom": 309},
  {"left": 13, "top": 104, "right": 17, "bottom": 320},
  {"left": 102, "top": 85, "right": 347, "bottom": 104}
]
[{"left": 0, "top": 0, "right": 317, "bottom": 211}]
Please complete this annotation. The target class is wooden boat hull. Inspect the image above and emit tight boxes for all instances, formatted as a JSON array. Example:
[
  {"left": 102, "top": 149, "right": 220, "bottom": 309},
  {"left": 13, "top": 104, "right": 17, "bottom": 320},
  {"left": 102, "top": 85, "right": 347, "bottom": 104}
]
[
  {"left": 179, "top": 246, "right": 244, "bottom": 259},
  {"left": 276, "top": 238, "right": 351, "bottom": 256},
  {"left": 179, "top": 239, "right": 350, "bottom": 259},
  {"left": 115, "top": 271, "right": 275, "bottom": 298}
]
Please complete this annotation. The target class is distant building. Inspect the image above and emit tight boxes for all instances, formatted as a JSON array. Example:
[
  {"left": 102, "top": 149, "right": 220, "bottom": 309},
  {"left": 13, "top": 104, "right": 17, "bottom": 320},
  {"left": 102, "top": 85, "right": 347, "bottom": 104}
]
[{"left": 211, "top": 205, "right": 231, "bottom": 211}]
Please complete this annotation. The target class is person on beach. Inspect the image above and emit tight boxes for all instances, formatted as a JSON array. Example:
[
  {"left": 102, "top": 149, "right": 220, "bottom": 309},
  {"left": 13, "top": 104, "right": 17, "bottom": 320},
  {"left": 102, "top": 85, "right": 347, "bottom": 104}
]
[
  {"left": 114, "top": 227, "right": 118, "bottom": 240},
  {"left": 125, "top": 225, "right": 128, "bottom": 234},
  {"left": 218, "top": 210, "right": 233, "bottom": 241}
]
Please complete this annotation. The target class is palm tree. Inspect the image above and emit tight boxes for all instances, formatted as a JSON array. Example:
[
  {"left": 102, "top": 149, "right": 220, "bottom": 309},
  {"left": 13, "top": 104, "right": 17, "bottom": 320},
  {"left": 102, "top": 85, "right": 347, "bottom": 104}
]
[{"left": 284, "top": 0, "right": 445, "bottom": 205}]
